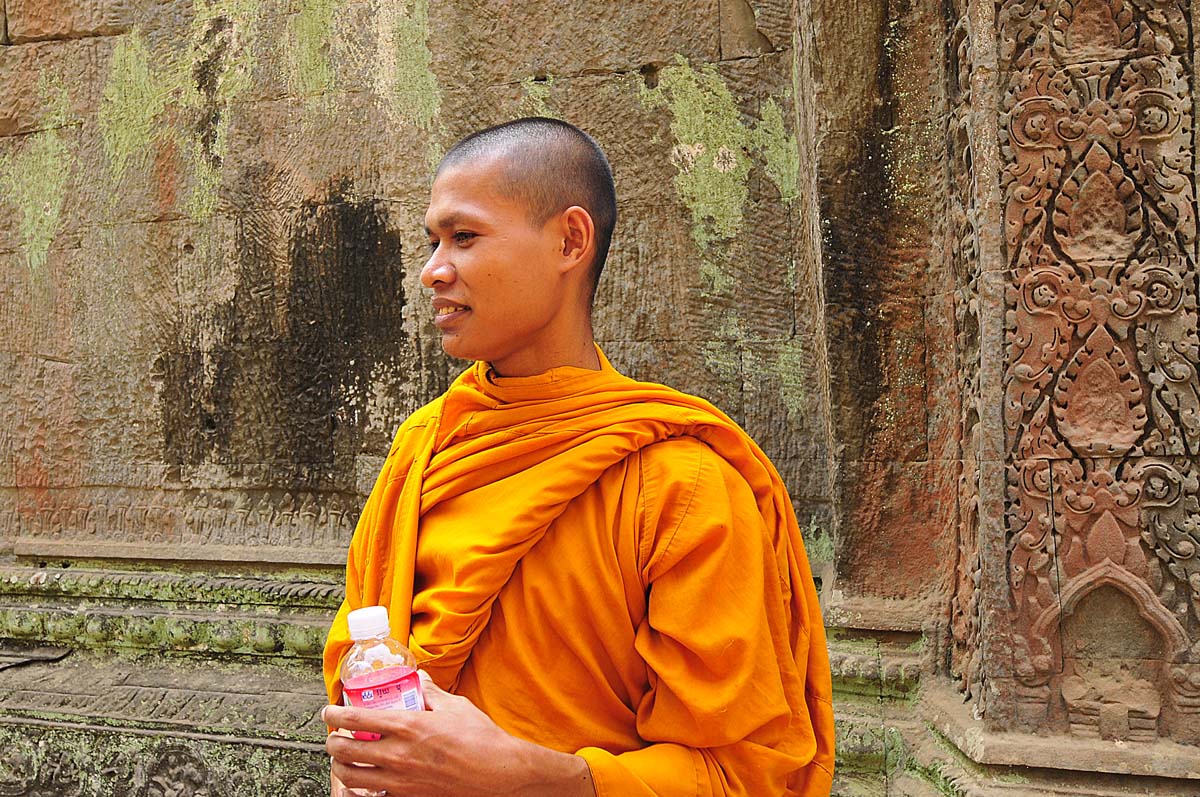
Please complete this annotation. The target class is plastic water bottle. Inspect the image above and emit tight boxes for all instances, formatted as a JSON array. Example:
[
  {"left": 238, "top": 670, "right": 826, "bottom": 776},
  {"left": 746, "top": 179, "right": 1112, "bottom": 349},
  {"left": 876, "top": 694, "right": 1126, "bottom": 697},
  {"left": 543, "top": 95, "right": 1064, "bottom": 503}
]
[{"left": 340, "top": 605, "right": 426, "bottom": 742}]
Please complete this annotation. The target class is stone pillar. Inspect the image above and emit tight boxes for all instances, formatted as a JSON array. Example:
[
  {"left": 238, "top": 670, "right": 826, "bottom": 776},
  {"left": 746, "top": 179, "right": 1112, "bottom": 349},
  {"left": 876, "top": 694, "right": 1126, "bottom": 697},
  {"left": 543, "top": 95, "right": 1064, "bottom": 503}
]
[{"left": 939, "top": 0, "right": 1200, "bottom": 784}]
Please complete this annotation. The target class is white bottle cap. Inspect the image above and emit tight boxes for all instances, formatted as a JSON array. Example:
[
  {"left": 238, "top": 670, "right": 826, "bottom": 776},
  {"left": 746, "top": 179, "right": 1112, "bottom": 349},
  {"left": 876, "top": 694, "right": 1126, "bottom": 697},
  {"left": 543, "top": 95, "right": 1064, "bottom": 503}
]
[{"left": 347, "top": 606, "right": 391, "bottom": 641}]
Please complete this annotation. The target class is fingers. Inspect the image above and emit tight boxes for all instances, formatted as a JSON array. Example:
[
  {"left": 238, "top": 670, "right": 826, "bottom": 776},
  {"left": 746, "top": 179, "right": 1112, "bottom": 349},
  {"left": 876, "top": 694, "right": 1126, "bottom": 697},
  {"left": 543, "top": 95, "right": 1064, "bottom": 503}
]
[
  {"left": 416, "top": 670, "right": 465, "bottom": 712},
  {"left": 326, "top": 723, "right": 400, "bottom": 772},
  {"left": 330, "top": 758, "right": 390, "bottom": 793},
  {"left": 416, "top": 670, "right": 448, "bottom": 710},
  {"left": 323, "top": 704, "right": 415, "bottom": 736}
]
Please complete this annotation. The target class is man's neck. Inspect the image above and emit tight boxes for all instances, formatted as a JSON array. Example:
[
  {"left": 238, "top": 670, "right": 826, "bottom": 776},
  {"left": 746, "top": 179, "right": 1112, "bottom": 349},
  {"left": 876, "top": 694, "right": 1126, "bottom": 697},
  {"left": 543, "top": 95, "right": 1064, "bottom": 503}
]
[{"left": 489, "top": 337, "right": 600, "bottom": 378}]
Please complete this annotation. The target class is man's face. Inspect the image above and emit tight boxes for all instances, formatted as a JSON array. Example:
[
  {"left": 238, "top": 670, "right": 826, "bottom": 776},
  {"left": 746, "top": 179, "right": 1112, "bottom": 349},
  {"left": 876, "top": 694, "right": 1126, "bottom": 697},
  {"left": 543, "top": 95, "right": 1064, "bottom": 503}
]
[{"left": 421, "top": 157, "right": 572, "bottom": 376}]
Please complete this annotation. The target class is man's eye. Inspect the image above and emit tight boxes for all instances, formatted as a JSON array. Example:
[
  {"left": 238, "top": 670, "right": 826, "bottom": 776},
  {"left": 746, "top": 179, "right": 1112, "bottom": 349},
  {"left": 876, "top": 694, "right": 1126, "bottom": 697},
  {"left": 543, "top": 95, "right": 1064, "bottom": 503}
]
[
  {"left": 453, "top": 231, "right": 476, "bottom": 244},
  {"left": 428, "top": 239, "right": 440, "bottom": 252}
]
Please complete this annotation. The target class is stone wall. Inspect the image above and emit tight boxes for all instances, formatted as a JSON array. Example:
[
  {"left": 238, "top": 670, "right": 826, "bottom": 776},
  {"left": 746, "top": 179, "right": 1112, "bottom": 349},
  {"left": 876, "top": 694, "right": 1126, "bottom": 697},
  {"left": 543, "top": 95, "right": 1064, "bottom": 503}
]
[
  {"left": 4, "top": 0, "right": 1200, "bottom": 795},
  {"left": 0, "top": 1, "right": 837, "bottom": 794}
]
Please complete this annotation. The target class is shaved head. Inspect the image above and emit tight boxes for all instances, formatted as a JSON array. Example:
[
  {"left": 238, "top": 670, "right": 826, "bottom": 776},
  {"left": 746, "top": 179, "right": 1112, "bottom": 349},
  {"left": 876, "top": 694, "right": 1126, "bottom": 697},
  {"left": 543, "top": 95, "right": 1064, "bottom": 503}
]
[{"left": 436, "top": 118, "right": 618, "bottom": 300}]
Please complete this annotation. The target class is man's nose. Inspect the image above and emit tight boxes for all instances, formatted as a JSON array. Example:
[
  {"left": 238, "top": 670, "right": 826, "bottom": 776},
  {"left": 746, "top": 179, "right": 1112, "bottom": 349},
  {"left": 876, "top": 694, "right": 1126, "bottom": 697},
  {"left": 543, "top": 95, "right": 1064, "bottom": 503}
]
[{"left": 420, "top": 249, "right": 455, "bottom": 288}]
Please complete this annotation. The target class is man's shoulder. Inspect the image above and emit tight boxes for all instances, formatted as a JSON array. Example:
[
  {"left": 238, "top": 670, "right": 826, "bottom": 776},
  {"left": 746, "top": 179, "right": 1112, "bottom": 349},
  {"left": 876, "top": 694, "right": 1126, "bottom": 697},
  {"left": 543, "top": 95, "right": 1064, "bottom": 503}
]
[
  {"left": 637, "top": 429, "right": 748, "bottom": 475},
  {"left": 386, "top": 394, "right": 448, "bottom": 457}
]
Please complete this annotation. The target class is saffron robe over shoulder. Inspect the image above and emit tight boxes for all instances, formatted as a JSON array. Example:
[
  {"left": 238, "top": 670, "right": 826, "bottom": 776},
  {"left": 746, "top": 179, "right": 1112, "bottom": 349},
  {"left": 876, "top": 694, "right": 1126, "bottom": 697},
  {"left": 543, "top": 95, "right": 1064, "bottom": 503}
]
[{"left": 323, "top": 350, "right": 835, "bottom": 796}]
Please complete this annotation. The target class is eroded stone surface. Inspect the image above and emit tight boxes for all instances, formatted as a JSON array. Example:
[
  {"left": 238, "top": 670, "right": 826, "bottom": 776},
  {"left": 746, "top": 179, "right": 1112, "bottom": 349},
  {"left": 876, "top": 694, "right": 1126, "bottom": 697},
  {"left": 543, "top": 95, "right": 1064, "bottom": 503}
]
[{"left": 5, "top": 0, "right": 131, "bottom": 44}]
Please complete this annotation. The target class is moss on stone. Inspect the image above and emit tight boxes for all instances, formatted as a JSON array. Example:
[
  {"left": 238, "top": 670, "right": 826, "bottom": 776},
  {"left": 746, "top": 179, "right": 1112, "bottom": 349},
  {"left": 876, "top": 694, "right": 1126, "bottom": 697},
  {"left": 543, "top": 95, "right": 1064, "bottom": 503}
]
[
  {"left": 753, "top": 98, "right": 800, "bottom": 204},
  {"left": 804, "top": 518, "right": 835, "bottom": 565},
  {"left": 646, "top": 55, "right": 752, "bottom": 250},
  {"left": 290, "top": 0, "right": 339, "bottom": 102},
  {"left": 193, "top": 0, "right": 262, "bottom": 100},
  {"left": 0, "top": 717, "right": 329, "bottom": 794},
  {"left": 182, "top": 0, "right": 264, "bottom": 220},
  {"left": 99, "top": 30, "right": 169, "bottom": 185},
  {"left": 776, "top": 333, "right": 806, "bottom": 423},
  {"left": 519, "top": 76, "right": 555, "bottom": 118},
  {"left": 643, "top": 58, "right": 803, "bottom": 393},
  {"left": 185, "top": 135, "right": 224, "bottom": 221},
  {"left": 374, "top": 0, "right": 441, "bottom": 132},
  {"left": 2, "top": 77, "right": 72, "bottom": 278},
  {"left": 699, "top": 257, "right": 735, "bottom": 295},
  {"left": 701, "top": 314, "right": 743, "bottom": 388}
]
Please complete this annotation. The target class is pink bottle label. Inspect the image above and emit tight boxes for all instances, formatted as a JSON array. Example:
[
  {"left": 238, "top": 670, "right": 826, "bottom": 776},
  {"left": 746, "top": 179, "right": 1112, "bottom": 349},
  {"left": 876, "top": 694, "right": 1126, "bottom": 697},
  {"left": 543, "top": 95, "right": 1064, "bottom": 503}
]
[{"left": 341, "top": 667, "right": 425, "bottom": 741}]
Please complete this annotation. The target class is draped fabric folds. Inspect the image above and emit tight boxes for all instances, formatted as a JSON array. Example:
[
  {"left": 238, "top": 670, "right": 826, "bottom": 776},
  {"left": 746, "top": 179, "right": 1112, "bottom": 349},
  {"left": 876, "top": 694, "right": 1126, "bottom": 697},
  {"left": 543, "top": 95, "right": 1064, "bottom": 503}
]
[{"left": 323, "top": 349, "right": 834, "bottom": 795}]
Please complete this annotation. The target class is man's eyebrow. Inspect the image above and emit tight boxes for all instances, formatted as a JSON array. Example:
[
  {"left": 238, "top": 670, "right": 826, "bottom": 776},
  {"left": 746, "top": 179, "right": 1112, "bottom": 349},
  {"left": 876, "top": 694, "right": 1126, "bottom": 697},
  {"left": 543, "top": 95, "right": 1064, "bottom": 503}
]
[{"left": 423, "top": 212, "right": 473, "bottom": 234}]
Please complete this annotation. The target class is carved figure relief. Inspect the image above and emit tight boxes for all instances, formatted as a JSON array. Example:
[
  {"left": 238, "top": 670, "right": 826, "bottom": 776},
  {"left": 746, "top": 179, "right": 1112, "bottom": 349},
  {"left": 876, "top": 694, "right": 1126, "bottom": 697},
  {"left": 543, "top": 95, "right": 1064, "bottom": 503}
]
[
  {"left": 0, "top": 738, "right": 83, "bottom": 797},
  {"left": 0, "top": 728, "right": 330, "bottom": 797},
  {"left": 141, "top": 746, "right": 213, "bottom": 797},
  {"left": 999, "top": 0, "right": 1199, "bottom": 741},
  {"left": 13, "top": 487, "right": 359, "bottom": 560}
]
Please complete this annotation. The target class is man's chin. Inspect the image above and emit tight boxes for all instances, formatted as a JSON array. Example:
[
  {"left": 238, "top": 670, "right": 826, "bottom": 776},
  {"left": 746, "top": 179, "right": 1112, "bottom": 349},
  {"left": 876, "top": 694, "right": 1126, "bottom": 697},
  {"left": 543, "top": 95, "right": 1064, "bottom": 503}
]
[{"left": 439, "top": 335, "right": 485, "bottom": 364}]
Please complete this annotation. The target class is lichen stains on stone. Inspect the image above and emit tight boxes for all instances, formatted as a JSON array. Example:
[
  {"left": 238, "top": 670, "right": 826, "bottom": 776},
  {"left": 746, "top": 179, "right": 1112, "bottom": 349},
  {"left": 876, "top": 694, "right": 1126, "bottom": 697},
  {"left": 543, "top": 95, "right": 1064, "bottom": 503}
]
[
  {"left": 100, "top": 30, "right": 170, "bottom": 185},
  {"left": 192, "top": 15, "right": 233, "bottom": 166},
  {"left": 289, "top": 0, "right": 339, "bottom": 102},
  {"left": 754, "top": 98, "right": 800, "bottom": 204},
  {"left": 2, "top": 77, "right": 72, "bottom": 278},
  {"left": 373, "top": 0, "right": 441, "bottom": 132},
  {"left": 804, "top": 518, "right": 835, "bottom": 566},
  {"left": 776, "top": 332, "right": 806, "bottom": 422},
  {"left": 645, "top": 57, "right": 801, "bottom": 249},
  {"left": 644, "top": 55, "right": 752, "bottom": 250},
  {"left": 519, "top": 76, "right": 556, "bottom": 118},
  {"left": 183, "top": 0, "right": 263, "bottom": 220},
  {"left": 701, "top": 314, "right": 743, "bottom": 394}
]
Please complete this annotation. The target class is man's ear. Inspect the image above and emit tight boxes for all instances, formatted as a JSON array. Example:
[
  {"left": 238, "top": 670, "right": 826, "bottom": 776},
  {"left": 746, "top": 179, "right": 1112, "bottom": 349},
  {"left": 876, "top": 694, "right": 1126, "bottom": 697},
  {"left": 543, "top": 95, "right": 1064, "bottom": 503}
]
[{"left": 558, "top": 205, "right": 595, "bottom": 274}]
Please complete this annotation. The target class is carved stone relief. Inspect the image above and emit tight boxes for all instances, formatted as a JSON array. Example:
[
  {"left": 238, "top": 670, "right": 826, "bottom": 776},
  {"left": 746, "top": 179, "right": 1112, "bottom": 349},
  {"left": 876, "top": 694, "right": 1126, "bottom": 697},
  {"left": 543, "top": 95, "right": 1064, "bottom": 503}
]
[
  {"left": 0, "top": 728, "right": 327, "bottom": 797},
  {"left": 947, "top": 0, "right": 986, "bottom": 707},
  {"left": 997, "top": 0, "right": 1199, "bottom": 741},
  {"left": 11, "top": 487, "right": 360, "bottom": 564}
]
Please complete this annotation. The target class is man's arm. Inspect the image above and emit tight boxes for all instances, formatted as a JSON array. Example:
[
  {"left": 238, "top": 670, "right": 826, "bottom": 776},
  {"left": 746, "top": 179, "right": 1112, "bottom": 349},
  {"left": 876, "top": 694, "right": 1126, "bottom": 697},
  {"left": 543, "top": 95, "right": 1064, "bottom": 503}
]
[
  {"left": 325, "top": 677, "right": 595, "bottom": 797},
  {"left": 568, "top": 437, "right": 833, "bottom": 796}
]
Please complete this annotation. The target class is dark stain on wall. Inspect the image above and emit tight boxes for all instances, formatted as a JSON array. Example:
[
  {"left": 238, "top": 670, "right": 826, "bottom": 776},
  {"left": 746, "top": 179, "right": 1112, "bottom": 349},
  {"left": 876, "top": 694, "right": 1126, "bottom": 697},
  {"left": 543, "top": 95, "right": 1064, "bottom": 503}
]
[
  {"left": 820, "top": 24, "right": 897, "bottom": 463},
  {"left": 193, "top": 14, "right": 231, "bottom": 169},
  {"left": 155, "top": 176, "right": 406, "bottom": 491}
]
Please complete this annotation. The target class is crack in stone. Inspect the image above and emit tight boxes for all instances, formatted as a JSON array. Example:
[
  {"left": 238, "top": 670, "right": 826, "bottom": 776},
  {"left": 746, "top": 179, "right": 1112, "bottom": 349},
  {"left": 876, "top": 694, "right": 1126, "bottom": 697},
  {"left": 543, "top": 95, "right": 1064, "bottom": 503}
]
[{"left": 7, "top": 28, "right": 129, "bottom": 46}]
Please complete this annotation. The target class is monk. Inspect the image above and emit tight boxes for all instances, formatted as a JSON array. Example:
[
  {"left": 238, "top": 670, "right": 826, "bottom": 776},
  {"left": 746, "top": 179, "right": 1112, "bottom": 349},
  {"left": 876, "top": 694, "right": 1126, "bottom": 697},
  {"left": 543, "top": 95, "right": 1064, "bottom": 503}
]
[{"left": 322, "top": 117, "right": 835, "bottom": 796}]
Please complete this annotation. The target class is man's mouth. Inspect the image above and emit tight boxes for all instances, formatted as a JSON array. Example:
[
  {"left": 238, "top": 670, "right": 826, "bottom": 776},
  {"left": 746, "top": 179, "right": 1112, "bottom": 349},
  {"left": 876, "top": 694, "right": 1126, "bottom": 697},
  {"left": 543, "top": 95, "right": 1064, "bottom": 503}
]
[{"left": 436, "top": 304, "right": 469, "bottom": 316}]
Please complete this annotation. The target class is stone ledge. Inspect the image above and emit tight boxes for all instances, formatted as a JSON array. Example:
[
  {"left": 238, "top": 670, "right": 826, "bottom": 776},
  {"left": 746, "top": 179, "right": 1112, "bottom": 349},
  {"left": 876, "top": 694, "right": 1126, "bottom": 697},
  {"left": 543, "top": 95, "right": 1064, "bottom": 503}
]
[
  {"left": 829, "top": 640, "right": 922, "bottom": 695},
  {"left": 0, "top": 565, "right": 343, "bottom": 607},
  {"left": 904, "top": 726, "right": 1199, "bottom": 797},
  {"left": 0, "top": 564, "right": 339, "bottom": 658},
  {"left": 823, "top": 593, "right": 933, "bottom": 632},
  {"left": 0, "top": 603, "right": 331, "bottom": 658},
  {"left": 922, "top": 680, "right": 1200, "bottom": 781},
  {"left": 4, "top": 0, "right": 130, "bottom": 45},
  {"left": 1, "top": 651, "right": 327, "bottom": 742},
  {"left": 14, "top": 539, "right": 348, "bottom": 565},
  {"left": 0, "top": 719, "right": 327, "bottom": 797}
]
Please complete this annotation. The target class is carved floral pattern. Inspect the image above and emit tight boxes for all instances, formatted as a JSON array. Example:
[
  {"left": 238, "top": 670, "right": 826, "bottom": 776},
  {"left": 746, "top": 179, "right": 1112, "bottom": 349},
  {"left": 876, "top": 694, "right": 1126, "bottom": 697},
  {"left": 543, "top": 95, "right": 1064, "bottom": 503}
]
[
  {"left": 948, "top": 6, "right": 986, "bottom": 705},
  {"left": 999, "top": 0, "right": 1199, "bottom": 740}
]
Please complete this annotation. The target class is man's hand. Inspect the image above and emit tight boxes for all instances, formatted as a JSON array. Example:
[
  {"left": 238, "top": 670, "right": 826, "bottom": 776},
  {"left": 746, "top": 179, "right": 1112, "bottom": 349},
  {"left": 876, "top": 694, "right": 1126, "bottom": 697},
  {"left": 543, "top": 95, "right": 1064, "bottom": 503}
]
[{"left": 324, "top": 674, "right": 595, "bottom": 797}]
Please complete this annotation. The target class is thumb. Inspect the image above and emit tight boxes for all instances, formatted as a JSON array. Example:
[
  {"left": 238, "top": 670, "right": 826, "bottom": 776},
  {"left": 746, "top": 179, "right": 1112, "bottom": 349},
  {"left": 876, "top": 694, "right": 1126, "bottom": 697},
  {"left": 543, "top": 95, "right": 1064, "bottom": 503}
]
[{"left": 417, "top": 669, "right": 453, "bottom": 710}]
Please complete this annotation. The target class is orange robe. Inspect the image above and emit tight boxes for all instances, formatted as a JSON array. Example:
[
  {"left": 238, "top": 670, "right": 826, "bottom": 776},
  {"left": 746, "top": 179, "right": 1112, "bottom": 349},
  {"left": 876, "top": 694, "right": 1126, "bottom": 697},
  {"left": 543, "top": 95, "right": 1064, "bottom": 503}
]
[{"left": 323, "top": 350, "right": 835, "bottom": 796}]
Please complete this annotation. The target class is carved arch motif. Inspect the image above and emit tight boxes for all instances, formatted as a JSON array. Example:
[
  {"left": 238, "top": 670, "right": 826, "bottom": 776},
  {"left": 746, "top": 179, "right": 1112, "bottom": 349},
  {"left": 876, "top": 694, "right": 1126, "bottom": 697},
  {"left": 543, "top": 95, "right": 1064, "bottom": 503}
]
[{"left": 1054, "top": 562, "right": 1185, "bottom": 648}]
